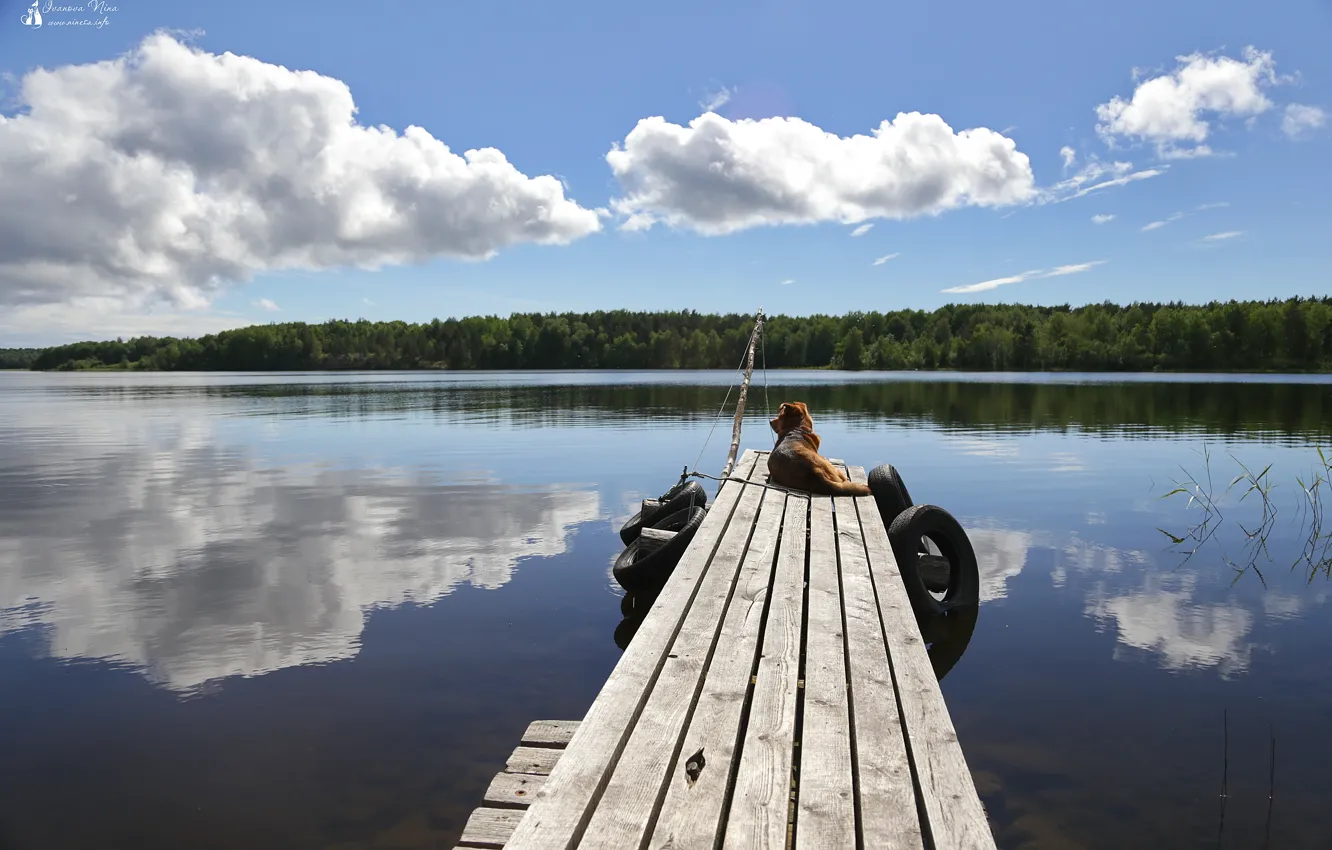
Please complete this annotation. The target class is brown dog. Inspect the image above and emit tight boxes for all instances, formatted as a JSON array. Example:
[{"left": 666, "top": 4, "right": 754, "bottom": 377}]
[{"left": 767, "top": 401, "right": 871, "bottom": 496}]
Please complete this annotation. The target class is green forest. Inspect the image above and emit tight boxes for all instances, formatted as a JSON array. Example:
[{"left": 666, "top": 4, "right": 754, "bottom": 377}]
[{"left": 9, "top": 297, "right": 1332, "bottom": 373}]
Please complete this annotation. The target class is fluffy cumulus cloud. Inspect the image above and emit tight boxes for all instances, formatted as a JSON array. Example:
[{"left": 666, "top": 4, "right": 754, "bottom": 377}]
[
  {"left": 0, "top": 32, "right": 602, "bottom": 311},
  {"left": 1095, "top": 47, "right": 1280, "bottom": 158},
  {"left": 605, "top": 111, "right": 1036, "bottom": 235}
]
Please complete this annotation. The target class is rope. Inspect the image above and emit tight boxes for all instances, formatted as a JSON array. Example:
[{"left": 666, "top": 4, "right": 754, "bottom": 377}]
[
  {"left": 761, "top": 316, "right": 770, "bottom": 433},
  {"left": 686, "top": 469, "right": 814, "bottom": 500},
  {"left": 689, "top": 319, "right": 761, "bottom": 479}
]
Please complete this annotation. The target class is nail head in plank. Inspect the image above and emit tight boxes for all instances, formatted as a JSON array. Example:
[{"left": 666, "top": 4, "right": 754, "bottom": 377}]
[
  {"left": 724, "top": 495, "right": 809, "bottom": 849},
  {"left": 506, "top": 745, "right": 562, "bottom": 776},
  {"left": 484, "top": 771, "right": 547, "bottom": 808},
  {"left": 504, "top": 451, "right": 763, "bottom": 850},
  {"left": 832, "top": 488, "right": 924, "bottom": 850},
  {"left": 459, "top": 807, "right": 524, "bottom": 848},
  {"left": 520, "top": 720, "right": 580, "bottom": 747},
  {"left": 647, "top": 487, "right": 789, "bottom": 850},
  {"left": 795, "top": 497, "right": 856, "bottom": 849},
  {"left": 848, "top": 465, "right": 996, "bottom": 849},
  {"left": 582, "top": 478, "right": 781, "bottom": 849}
]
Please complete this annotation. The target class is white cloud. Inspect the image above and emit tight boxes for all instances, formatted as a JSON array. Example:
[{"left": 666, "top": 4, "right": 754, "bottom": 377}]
[
  {"left": 1196, "top": 201, "right": 1230, "bottom": 210},
  {"left": 872, "top": 253, "right": 900, "bottom": 265},
  {"left": 1040, "top": 155, "right": 1166, "bottom": 203},
  {"left": 1060, "top": 145, "right": 1076, "bottom": 170},
  {"left": 0, "top": 298, "right": 252, "bottom": 346},
  {"left": 362, "top": 297, "right": 376, "bottom": 306},
  {"left": 0, "top": 32, "right": 601, "bottom": 313},
  {"left": 253, "top": 297, "right": 279, "bottom": 312},
  {"left": 1282, "top": 103, "right": 1327, "bottom": 138},
  {"left": 1091, "top": 214, "right": 1116, "bottom": 224},
  {"left": 1142, "top": 211, "right": 1188, "bottom": 231},
  {"left": 850, "top": 223, "right": 874, "bottom": 237},
  {"left": 606, "top": 111, "right": 1036, "bottom": 235},
  {"left": 942, "top": 260, "right": 1105, "bottom": 294},
  {"left": 699, "top": 85, "right": 735, "bottom": 113},
  {"left": 1202, "top": 230, "right": 1243, "bottom": 241},
  {"left": 1095, "top": 47, "right": 1280, "bottom": 158},
  {"left": 780, "top": 278, "right": 795, "bottom": 285}
]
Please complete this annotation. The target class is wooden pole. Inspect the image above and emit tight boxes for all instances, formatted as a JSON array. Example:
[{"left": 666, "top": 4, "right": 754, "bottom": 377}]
[{"left": 721, "top": 309, "right": 764, "bottom": 480}]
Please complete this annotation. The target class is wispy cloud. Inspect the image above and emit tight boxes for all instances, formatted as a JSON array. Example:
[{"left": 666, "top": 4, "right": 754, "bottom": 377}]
[
  {"left": 850, "top": 223, "right": 874, "bottom": 237},
  {"left": 699, "top": 85, "right": 735, "bottom": 113},
  {"left": 942, "top": 260, "right": 1106, "bottom": 294},
  {"left": 1142, "top": 210, "right": 1190, "bottom": 231},
  {"left": 872, "top": 253, "right": 900, "bottom": 266},
  {"left": 252, "top": 298, "right": 280, "bottom": 312},
  {"left": 1091, "top": 214, "right": 1116, "bottom": 224},
  {"left": 363, "top": 297, "right": 376, "bottom": 305},
  {"left": 1060, "top": 146, "right": 1077, "bottom": 170},
  {"left": 1040, "top": 156, "right": 1167, "bottom": 204},
  {"left": 780, "top": 278, "right": 795, "bottom": 285},
  {"left": 1282, "top": 104, "right": 1326, "bottom": 139},
  {"left": 1202, "top": 231, "right": 1244, "bottom": 241},
  {"left": 1196, "top": 201, "right": 1230, "bottom": 211}
]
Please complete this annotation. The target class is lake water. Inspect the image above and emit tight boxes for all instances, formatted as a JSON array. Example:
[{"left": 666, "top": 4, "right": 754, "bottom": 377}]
[{"left": 1, "top": 370, "right": 1330, "bottom": 850}]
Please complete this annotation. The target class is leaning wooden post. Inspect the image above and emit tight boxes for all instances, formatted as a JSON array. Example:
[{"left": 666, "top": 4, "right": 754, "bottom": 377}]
[{"left": 721, "top": 309, "right": 765, "bottom": 480}]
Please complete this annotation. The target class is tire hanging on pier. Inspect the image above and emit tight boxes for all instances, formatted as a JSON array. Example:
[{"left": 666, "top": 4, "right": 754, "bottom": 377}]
[
  {"left": 886, "top": 503, "right": 980, "bottom": 619},
  {"left": 613, "top": 505, "right": 707, "bottom": 593},
  {"left": 618, "top": 480, "right": 708, "bottom": 546},
  {"left": 868, "top": 463, "right": 946, "bottom": 594}
]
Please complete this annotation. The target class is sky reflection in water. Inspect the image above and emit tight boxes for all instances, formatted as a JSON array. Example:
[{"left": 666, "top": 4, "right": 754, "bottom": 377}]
[{"left": 1, "top": 371, "right": 1329, "bottom": 849}]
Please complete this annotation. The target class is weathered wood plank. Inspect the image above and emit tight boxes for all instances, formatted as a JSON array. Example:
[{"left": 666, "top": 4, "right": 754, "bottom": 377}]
[
  {"left": 582, "top": 471, "right": 779, "bottom": 849},
  {"left": 459, "top": 807, "right": 523, "bottom": 848},
  {"left": 484, "top": 771, "right": 547, "bottom": 808},
  {"left": 504, "top": 452, "right": 762, "bottom": 850},
  {"left": 723, "top": 494, "right": 808, "bottom": 849},
  {"left": 520, "top": 720, "right": 579, "bottom": 747},
  {"left": 794, "top": 496, "right": 856, "bottom": 850},
  {"left": 506, "top": 746, "right": 562, "bottom": 776},
  {"left": 646, "top": 464, "right": 787, "bottom": 849},
  {"left": 832, "top": 487, "right": 924, "bottom": 850},
  {"left": 849, "top": 465, "right": 996, "bottom": 850}
]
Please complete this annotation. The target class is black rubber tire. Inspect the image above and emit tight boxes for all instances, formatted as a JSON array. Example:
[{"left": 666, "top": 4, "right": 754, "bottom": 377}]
[
  {"left": 613, "top": 506, "right": 707, "bottom": 593},
  {"left": 887, "top": 504, "right": 980, "bottom": 619},
  {"left": 868, "top": 463, "right": 913, "bottom": 525},
  {"left": 619, "top": 480, "right": 708, "bottom": 545}
]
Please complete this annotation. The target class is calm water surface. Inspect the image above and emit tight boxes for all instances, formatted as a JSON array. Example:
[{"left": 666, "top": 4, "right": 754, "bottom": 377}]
[{"left": 2, "top": 370, "right": 1330, "bottom": 849}]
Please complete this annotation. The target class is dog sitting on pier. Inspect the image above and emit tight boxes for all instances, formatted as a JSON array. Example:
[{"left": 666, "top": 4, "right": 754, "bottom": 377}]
[{"left": 767, "top": 402, "right": 872, "bottom": 496}]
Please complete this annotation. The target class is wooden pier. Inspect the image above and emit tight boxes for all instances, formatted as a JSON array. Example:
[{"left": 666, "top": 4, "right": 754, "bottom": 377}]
[{"left": 459, "top": 448, "right": 994, "bottom": 849}]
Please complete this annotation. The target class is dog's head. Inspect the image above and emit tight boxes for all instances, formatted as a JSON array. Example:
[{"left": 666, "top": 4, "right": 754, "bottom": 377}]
[{"left": 770, "top": 401, "right": 814, "bottom": 438}]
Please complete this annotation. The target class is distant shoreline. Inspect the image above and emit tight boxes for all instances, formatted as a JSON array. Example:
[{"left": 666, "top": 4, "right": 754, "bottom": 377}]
[{"left": 6, "top": 298, "right": 1332, "bottom": 373}]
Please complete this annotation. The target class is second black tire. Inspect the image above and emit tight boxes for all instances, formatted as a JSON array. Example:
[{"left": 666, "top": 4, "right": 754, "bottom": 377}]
[
  {"left": 613, "top": 505, "right": 707, "bottom": 593},
  {"left": 886, "top": 504, "right": 980, "bottom": 618},
  {"left": 619, "top": 480, "right": 708, "bottom": 545}
]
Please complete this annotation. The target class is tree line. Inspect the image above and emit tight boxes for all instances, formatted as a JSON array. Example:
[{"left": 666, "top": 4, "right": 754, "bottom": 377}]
[
  {"left": 11, "top": 297, "right": 1332, "bottom": 373},
  {"left": 0, "top": 348, "right": 41, "bottom": 369}
]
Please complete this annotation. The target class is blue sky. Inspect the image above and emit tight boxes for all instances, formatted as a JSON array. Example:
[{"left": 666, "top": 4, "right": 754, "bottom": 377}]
[{"left": 0, "top": 0, "right": 1329, "bottom": 345}]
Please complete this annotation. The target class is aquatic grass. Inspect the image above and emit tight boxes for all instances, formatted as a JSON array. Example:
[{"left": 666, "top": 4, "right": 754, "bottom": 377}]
[{"left": 1157, "top": 444, "right": 1332, "bottom": 585}]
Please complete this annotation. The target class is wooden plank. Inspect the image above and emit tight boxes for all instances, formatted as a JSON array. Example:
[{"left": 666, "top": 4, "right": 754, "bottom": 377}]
[
  {"left": 582, "top": 470, "right": 780, "bottom": 849},
  {"left": 459, "top": 807, "right": 523, "bottom": 848},
  {"left": 484, "top": 771, "right": 547, "bottom": 808},
  {"left": 832, "top": 485, "right": 924, "bottom": 850},
  {"left": 506, "top": 746, "right": 562, "bottom": 776},
  {"left": 504, "top": 452, "right": 762, "bottom": 850},
  {"left": 849, "top": 465, "right": 996, "bottom": 850},
  {"left": 646, "top": 462, "right": 787, "bottom": 849},
  {"left": 521, "top": 720, "right": 579, "bottom": 747},
  {"left": 794, "top": 496, "right": 856, "bottom": 850},
  {"left": 723, "top": 494, "right": 808, "bottom": 849}
]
